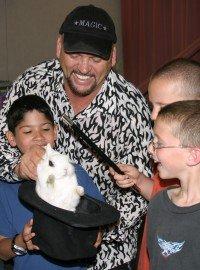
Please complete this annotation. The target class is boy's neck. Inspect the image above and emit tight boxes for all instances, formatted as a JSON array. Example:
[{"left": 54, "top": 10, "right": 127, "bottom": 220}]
[{"left": 168, "top": 171, "right": 200, "bottom": 207}]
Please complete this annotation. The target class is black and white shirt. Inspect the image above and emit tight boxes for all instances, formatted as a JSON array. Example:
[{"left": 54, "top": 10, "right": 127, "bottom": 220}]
[{"left": 0, "top": 59, "right": 153, "bottom": 269}]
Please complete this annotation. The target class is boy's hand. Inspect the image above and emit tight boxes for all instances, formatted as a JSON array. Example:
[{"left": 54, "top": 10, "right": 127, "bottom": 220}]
[
  {"left": 22, "top": 219, "right": 39, "bottom": 251},
  {"left": 14, "top": 145, "right": 45, "bottom": 180},
  {"left": 109, "top": 163, "right": 140, "bottom": 188},
  {"left": 109, "top": 163, "right": 153, "bottom": 200}
]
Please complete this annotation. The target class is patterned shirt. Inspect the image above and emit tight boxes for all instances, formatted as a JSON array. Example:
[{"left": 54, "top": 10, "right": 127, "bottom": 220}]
[{"left": 0, "top": 59, "right": 153, "bottom": 269}]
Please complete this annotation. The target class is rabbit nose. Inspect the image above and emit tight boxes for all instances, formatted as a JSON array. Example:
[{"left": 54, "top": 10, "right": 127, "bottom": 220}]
[{"left": 64, "top": 168, "right": 68, "bottom": 175}]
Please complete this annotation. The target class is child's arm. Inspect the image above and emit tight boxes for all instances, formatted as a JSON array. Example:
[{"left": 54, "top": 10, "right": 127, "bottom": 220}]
[
  {"left": 14, "top": 145, "right": 45, "bottom": 180},
  {"left": 0, "top": 219, "right": 39, "bottom": 261},
  {"left": 22, "top": 219, "right": 39, "bottom": 251},
  {"left": 109, "top": 164, "right": 153, "bottom": 200},
  {"left": 0, "top": 233, "right": 26, "bottom": 261}
]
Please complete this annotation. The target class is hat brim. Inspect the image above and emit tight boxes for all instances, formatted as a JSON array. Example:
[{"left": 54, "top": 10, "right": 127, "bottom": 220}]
[
  {"left": 18, "top": 181, "right": 120, "bottom": 228},
  {"left": 63, "top": 32, "right": 113, "bottom": 60}
]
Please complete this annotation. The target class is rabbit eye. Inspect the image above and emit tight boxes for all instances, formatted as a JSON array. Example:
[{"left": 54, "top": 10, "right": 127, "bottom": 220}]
[{"left": 49, "top": 160, "right": 54, "bottom": 167}]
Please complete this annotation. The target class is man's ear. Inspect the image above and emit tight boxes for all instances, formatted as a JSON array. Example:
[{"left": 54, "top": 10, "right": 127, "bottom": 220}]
[
  {"left": 56, "top": 35, "right": 63, "bottom": 59},
  {"left": 6, "top": 131, "right": 17, "bottom": 147},
  {"left": 187, "top": 148, "right": 200, "bottom": 166},
  {"left": 111, "top": 45, "right": 117, "bottom": 67}
]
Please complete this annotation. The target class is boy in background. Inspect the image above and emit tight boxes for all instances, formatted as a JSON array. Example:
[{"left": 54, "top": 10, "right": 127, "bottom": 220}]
[
  {"left": 147, "top": 100, "right": 200, "bottom": 270},
  {"left": 109, "top": 58, "right": 200, "bottom": 269},
  {"left": 0, "top": 95, "right": 102, "bottom": 270}
]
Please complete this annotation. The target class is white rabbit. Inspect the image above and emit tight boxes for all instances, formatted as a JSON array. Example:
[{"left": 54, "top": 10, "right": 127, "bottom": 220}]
[{"left": 36, "top": 144, "right": 84, "bottom": 212}]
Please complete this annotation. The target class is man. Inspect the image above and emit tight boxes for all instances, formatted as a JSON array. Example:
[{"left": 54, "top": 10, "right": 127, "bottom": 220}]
[{"left": 0, "top": 5, "right": 152, "bottom": 270}]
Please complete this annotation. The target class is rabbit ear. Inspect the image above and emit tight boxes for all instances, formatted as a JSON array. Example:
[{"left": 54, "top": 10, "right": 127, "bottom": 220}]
[
  {"left": 45, "top": 144, "right": 58, "bottom": 157},
  {"left": 45, "top": 143, "right": 53, "bottom": 155}
]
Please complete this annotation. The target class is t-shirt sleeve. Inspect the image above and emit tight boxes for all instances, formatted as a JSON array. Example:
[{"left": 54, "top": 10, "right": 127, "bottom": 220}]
[{"left": 0, "top": 185, "right": 15, "bottom": 238}]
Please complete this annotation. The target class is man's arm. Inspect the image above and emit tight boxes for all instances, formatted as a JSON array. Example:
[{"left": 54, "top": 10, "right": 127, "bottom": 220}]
[
  {"left": 0, "top": 99, "right": 20, "bottom": 181},
  {"left": 118, "top": 85, "right": 153, "bottom": 177},
  {"left": 0, "top": 71, "right": 40, "bottom": 181}
]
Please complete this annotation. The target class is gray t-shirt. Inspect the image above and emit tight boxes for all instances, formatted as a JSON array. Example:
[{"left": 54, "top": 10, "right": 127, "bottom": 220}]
[{"left": 147, "top": 188, "right": 200, "bottom": 270}]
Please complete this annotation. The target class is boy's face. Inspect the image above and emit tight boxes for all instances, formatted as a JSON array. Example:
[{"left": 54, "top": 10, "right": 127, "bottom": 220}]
[
  {"left": 148, "top": 78, "right": 185, "bottom": 121},
  {"left": 149, "top": 119, "right": 189, "bottom": 180},
  {"left": 6, "top": 110, "right": 57, "bottom": 154}
]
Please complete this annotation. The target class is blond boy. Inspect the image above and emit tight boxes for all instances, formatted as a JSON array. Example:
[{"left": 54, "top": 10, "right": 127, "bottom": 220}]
[{"left": 148, "top": 100, "right": 200, "bottom": 270}]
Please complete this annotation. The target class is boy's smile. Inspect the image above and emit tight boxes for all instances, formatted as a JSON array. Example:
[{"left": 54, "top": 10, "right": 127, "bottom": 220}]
[{"left": 150, "top": 120, "right": 189, "bottom": 180}]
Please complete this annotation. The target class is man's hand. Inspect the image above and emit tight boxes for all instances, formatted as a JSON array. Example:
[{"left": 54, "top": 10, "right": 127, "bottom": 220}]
[
  {"left": 14, "top": 145, "right": 45, "bottom": 180},
  {"left": 22, "top": 219, "right": 39, "bottom": 251}
]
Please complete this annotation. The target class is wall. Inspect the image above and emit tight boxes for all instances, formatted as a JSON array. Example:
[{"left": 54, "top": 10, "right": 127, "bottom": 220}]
[{"left": 0, "top": 0, "right": 123, "bottom": 82}]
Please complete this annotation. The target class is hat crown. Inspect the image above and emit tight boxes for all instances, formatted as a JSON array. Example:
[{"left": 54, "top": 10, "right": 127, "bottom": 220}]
[{"left": 60, "top": 5, "right": 117, "bottom": 43}]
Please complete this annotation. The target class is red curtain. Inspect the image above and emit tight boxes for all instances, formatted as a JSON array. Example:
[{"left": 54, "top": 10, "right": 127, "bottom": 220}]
[{"left": 121, "top": 0, "right": 200, "bottom": 94}]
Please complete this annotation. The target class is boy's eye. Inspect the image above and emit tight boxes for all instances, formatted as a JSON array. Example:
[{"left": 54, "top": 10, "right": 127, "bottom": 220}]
[
  {"left": 49, "top": 160, "right": 54, "bottom": 167},
  {"left": 23, "top": 130, "right": 31, "bottom": 134}
]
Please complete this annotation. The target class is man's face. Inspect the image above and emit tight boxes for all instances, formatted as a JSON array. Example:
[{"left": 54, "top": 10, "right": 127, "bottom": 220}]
[
  {"left": 56, "top": 36, "right": 116, "bottom": 97},
  {"left": 148, "top": 78, "right": 185, "bottom": 121}
]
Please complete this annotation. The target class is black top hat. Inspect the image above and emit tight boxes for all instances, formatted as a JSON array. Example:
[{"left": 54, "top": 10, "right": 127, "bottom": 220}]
[
  {"left": 18, "top": 181, "right": 120, "bottom": 261},
  {"left": 59, "top": 5, "right": 117, "bottom": 60}
]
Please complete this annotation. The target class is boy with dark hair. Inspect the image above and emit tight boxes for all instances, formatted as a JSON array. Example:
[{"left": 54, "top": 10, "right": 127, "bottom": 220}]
[
  {"left": 0, "top": 95, "right": 102, "bottom": 270},
  {"left": 147, "top": 100, "right": 200, "bottom": 270}
]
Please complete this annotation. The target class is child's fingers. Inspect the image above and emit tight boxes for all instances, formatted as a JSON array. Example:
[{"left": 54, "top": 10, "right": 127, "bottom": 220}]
[
  {"left": 23, "top": 232, "right": 35, "bottom": 242},
  {"left": 26, "top": 240, "right": 39, "bottom": 251},
  {"left": 108, "top": 167, "right": 115, "bottom": 175},
  {"left": 116, "top": 175, "right": 137, "bottom": 188}
]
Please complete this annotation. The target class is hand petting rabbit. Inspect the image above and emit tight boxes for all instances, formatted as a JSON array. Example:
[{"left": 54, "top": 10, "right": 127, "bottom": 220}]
[{"left": 36, "top": 144, "right": 84, "bottom": 212}]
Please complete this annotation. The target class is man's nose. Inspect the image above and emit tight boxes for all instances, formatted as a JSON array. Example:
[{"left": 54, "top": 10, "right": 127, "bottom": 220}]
[{"left": 77, "top": 56, "right": 92, "bottom": 74}]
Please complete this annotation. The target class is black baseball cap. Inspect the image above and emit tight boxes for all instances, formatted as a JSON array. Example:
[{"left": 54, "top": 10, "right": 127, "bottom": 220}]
[{"left": 59, "top": 5, "right": 117, "bottom": 60}]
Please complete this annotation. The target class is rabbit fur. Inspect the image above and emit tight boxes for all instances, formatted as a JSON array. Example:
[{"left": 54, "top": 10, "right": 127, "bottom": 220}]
[{"left": 36, "top": 144, "right": 84, "bottom": 212}]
